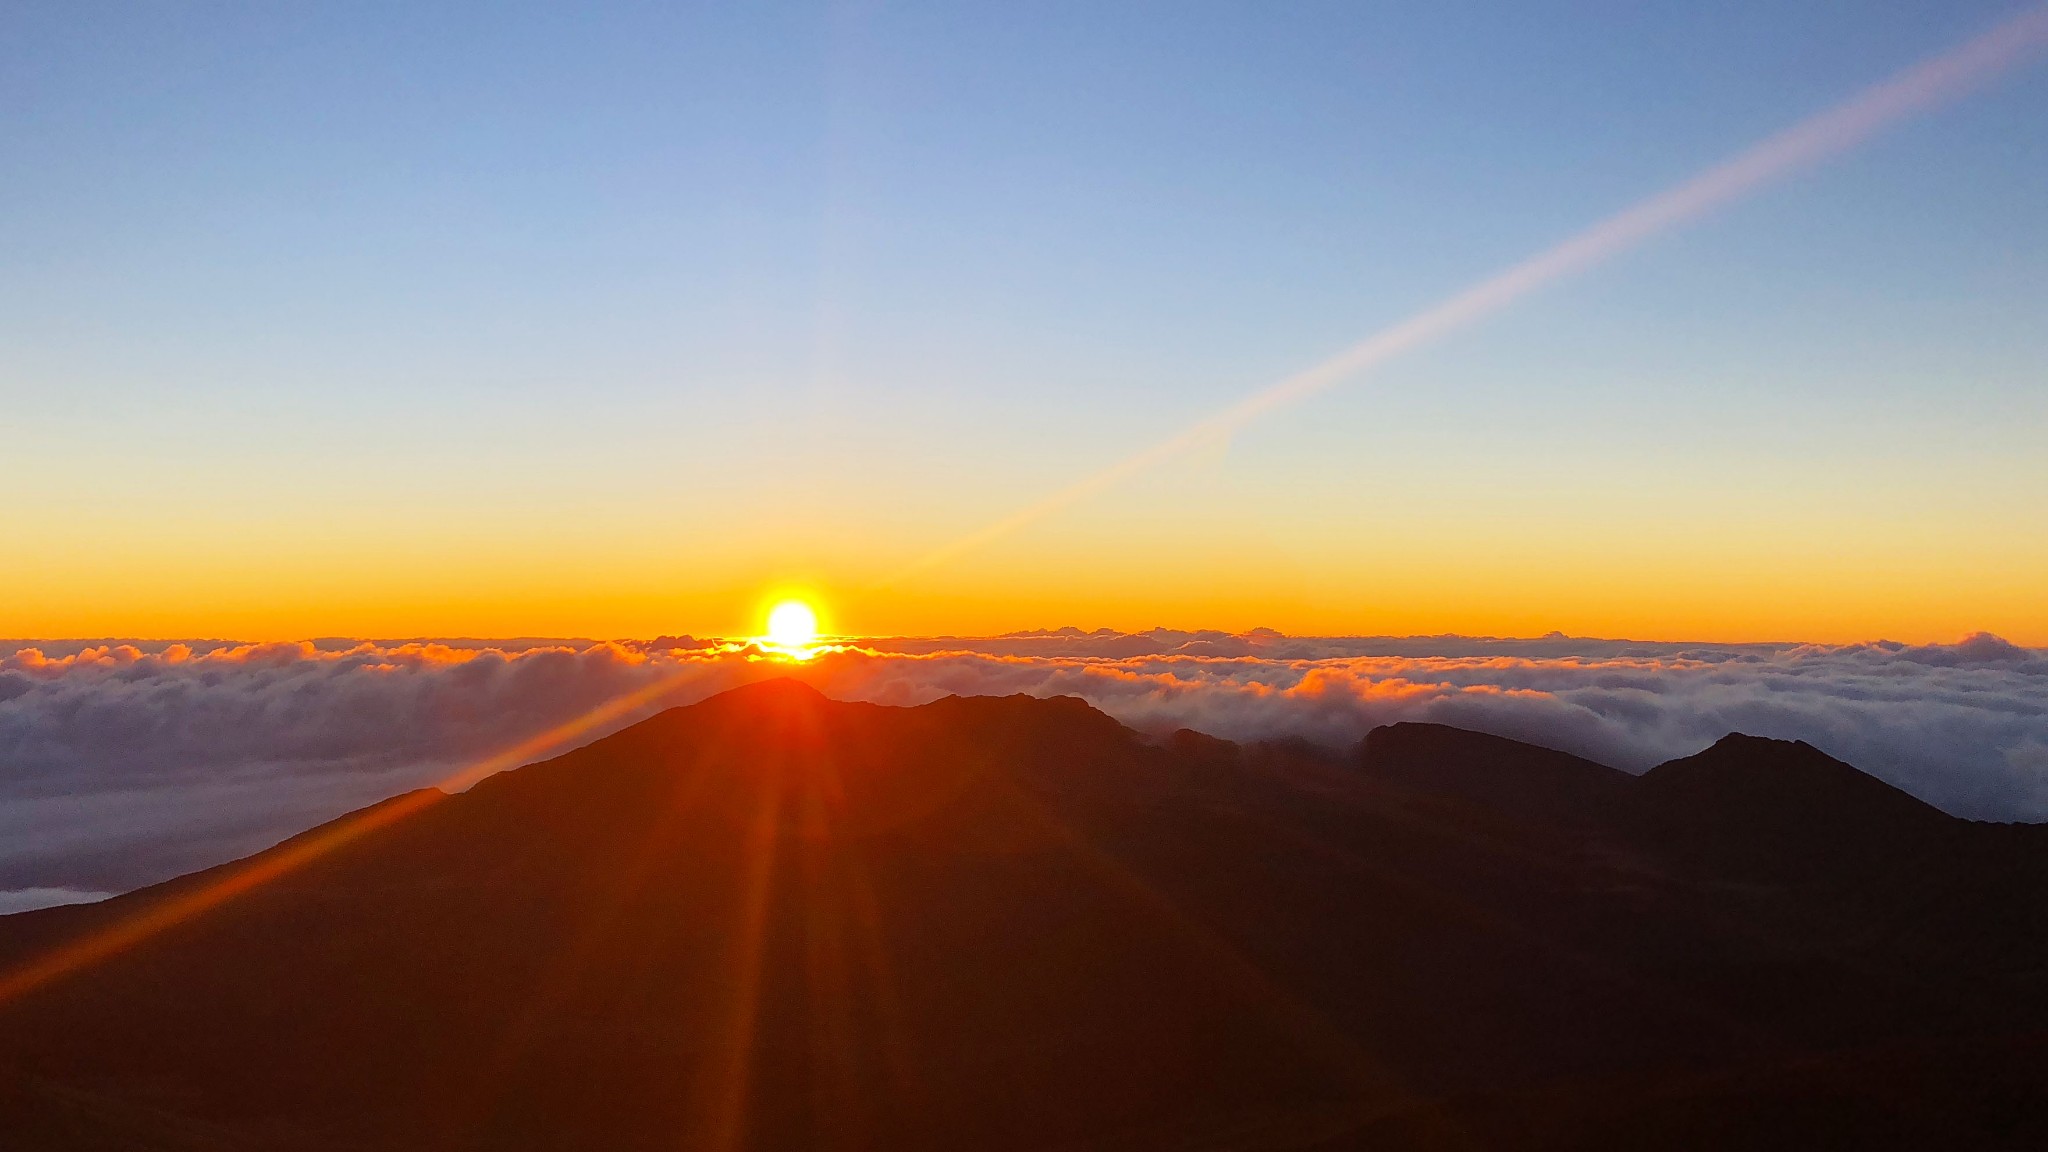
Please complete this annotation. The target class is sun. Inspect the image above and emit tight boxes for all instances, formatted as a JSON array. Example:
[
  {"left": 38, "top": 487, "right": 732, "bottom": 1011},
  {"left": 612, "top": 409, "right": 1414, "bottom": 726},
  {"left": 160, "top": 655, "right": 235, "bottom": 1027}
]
[{"left": 763, "top": 599, "right": 820, "bottom": 654}]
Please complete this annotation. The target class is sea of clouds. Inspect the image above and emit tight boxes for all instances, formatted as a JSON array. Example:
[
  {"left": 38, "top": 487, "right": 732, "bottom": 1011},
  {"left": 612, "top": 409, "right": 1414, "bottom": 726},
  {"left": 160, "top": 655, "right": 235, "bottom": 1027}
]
[{"left": 3, "top": 629, "right": 2044, "bottom": 911}]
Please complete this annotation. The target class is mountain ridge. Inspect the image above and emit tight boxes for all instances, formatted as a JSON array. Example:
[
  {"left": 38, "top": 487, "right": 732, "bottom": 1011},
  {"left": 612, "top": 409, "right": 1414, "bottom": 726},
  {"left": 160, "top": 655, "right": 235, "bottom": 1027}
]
[{"left": 2, "top": 681, "right": 2044, "bottom": 1150}]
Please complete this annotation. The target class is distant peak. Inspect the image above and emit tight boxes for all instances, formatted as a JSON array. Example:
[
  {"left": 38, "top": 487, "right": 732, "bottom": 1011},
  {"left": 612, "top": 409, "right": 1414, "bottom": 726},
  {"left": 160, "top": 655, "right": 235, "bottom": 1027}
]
[
  {"left": 1357, "top": 721, "right": 1630, "bottom": 824},
  {"left": 696, "top": 677, "right": 831, "bottom": 707},
  {"left": 1664, "top": 730, "right": 1841, "bottom": 771},
  {"left": 1705, "top": 731, "right": 1815, "bottom": 753},
  {"left": 1362, "top": 721, "right": 1606, "bottom": 762},
  {"left": 1644, "top": 731, "right": 1949, "bottom": 826},
  {"left": 929, "top": 690, "right": 1121, "bottom": 724}
]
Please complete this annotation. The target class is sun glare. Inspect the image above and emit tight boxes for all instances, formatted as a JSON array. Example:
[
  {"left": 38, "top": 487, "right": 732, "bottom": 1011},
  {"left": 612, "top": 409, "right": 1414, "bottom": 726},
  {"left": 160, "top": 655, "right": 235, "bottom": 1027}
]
[{"left": 763, "top": 599, "right": 821, "bottom": 655}]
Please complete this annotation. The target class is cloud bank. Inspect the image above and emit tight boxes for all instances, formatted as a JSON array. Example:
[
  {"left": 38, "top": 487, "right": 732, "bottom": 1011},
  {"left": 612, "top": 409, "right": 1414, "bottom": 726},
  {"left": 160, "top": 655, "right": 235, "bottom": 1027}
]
[{"left": 3, "top": 631, "right": 2043, "bottom": 908}]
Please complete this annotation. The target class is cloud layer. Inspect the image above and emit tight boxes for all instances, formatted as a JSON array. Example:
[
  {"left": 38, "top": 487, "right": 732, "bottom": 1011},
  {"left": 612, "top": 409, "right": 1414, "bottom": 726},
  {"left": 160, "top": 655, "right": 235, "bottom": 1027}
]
[{"left": 3, "top": 631, "right": 2044, "bottom": 908}]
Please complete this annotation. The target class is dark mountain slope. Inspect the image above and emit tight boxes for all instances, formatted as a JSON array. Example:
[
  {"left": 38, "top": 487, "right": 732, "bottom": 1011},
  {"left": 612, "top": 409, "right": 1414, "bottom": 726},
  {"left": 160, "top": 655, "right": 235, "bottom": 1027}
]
[
  {"left": 1640, "top": 732, "right": 1948, "bottom": 828},
  {"left": 1, "top": 681, "right": 2043, "bottom": 1150},
  {"left": 1634, "top": 732, "right": 1953, "bottom": 880},
  {"left": 1357, "top": 721, "right": 1632, "bottom": 829}
]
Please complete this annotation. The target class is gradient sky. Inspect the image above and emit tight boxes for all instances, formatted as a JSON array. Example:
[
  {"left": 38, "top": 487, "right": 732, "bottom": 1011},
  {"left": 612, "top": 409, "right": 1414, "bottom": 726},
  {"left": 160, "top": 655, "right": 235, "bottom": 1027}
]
[{"left": 4, "top": 1, "right": 2046, "bottom": 643}]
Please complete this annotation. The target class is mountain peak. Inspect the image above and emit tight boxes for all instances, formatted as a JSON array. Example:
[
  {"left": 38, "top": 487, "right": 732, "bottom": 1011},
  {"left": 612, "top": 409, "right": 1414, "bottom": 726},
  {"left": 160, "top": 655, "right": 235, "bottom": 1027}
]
[
  {"left": 1644, "top": 732, "right": 1943, "bottom": 818},
  {"left": 1635, "top": 730, "right": 1953, "bottom": 875},
  {"left": 1704, "top": 731, "right": 1817, "bottom": 755},
  {"left": 699, "top": 677, "right": 831, "bottom": 706}
]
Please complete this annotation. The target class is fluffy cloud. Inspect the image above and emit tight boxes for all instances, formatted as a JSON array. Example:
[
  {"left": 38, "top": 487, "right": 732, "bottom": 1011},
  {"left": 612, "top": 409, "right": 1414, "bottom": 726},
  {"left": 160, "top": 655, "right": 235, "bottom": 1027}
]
[{"left": 2, "top": 631, "right": 2043, "bottom": 908}]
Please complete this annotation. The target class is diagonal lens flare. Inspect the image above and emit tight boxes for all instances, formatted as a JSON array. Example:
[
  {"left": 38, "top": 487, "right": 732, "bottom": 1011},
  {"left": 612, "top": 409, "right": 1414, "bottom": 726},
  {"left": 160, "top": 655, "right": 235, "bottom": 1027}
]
[
  {"left": 879, "top": 4, "right": 2048, "bottom": 588},
  {"left": 0, "top": 663, "right": 710, "bottom": 1006}
]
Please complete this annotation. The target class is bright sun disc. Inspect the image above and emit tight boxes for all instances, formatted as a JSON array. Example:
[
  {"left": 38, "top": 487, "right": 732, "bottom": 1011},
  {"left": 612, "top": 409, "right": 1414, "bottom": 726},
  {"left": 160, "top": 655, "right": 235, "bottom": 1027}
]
[{"left": 764, "top": 600, "right": 820, "bottom": 650}]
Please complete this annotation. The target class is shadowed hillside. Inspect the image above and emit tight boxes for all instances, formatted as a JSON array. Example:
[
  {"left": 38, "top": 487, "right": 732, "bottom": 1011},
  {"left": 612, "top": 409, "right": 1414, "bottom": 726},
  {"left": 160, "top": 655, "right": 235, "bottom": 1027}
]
[{"left": 2, "top": 682, "right": 2044, "bottom": 1150}]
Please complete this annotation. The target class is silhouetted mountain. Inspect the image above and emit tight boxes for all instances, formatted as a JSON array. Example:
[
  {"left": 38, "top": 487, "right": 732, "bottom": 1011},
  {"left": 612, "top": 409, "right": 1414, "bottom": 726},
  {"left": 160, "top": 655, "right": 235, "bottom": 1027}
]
[
  {"left": 1634, "top": 732, "right": 1954, "bottom": 877},
  {"left": 1643, "top": 732, "right": 1946, "bottom": 825},
  {"left": 1, "top": 682, "right": 2044, "bottom": 1150},
  {"left": 1358, "top": 721, "right": 1633, "bottom": 829}
]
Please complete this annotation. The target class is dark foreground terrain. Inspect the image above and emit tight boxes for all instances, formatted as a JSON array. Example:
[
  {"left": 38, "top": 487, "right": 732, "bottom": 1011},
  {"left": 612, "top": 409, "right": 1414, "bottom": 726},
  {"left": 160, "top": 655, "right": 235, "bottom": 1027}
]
[{"left": 2, "top": 680, "right": 2045, "bottom": 1149}]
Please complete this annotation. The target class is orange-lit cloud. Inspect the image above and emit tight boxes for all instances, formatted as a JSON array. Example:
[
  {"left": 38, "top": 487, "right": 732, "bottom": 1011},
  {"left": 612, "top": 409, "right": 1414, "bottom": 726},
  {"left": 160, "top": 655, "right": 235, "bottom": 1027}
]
[
  {"left": 0, "top": 626, "right": 2041, "bottom": 1006},
  {"left": 3, "top": 629, "right": 2042, "bottom": 917}
]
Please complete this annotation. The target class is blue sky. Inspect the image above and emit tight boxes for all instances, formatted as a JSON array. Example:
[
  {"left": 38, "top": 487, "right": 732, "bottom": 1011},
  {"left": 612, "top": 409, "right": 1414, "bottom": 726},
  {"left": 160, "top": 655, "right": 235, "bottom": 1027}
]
[{"left": 3, "top": 1, "right": 2045, "bottom": 641}]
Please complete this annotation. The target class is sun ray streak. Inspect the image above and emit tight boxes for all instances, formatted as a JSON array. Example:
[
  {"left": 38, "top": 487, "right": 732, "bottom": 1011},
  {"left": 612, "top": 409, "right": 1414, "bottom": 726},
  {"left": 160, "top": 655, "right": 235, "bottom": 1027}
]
[
  {"left": 877, "top": 4, "right": 2048, "bottom": 588},
  {"left": 699, "top": 749, "right": 787, "bottom": 1152}
]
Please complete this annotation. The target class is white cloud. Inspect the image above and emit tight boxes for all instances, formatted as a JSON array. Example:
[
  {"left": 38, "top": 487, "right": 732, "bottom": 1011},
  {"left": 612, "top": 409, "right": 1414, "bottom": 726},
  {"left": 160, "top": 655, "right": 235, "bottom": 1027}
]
[{"left": 2, "top": 630, "right": 2043, "bottom": 900}]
